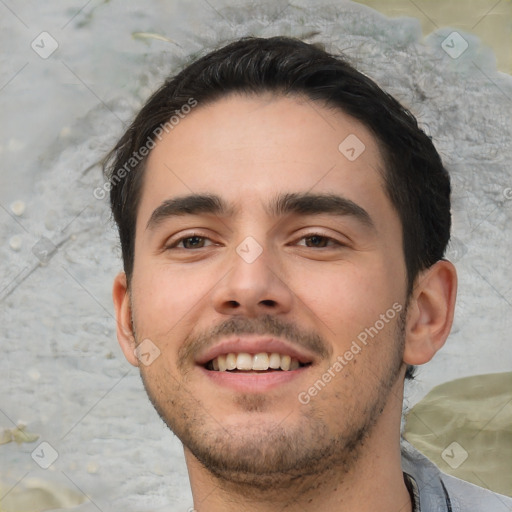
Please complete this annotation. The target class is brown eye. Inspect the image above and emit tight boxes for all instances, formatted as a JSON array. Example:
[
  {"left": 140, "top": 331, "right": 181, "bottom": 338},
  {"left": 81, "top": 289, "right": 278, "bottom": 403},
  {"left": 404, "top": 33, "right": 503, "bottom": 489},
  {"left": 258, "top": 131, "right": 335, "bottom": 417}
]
[
  {"left": 167, "top": 235, "right": 214, "bottom": 250},
  {"left": 180, "top": 236, "right": 207, "bottom": 249},
  {"left": 305, "top": 235, "right": 328, "bottom": 247}
]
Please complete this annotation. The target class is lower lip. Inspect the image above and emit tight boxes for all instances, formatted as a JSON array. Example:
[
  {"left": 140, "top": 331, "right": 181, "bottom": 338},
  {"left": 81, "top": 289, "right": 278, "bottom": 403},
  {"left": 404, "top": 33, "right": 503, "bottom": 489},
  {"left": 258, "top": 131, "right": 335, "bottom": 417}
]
[{"left": 198, "top": 366, "right": 308, "bottom": 393}]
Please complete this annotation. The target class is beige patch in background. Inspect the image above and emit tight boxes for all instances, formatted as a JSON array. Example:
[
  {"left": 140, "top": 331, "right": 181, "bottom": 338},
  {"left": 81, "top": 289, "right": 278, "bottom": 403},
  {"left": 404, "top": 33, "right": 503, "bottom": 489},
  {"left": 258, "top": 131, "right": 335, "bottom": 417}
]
[
  {"left": 404, "top": 372, "right": 512, "bottom": 497},
  {"left": 355, "top": 0, "right": 512, "bottom": 73}
]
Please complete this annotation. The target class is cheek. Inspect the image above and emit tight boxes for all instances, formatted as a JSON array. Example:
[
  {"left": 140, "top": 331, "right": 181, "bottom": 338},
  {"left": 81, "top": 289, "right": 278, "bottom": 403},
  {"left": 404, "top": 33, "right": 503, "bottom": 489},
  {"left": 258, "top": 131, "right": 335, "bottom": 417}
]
[
  {"left": 131, "top": 261, "right": 216, "bottom": 339},
  {"left": 286, "top": 258, "right": 397, "bottom": 335}
]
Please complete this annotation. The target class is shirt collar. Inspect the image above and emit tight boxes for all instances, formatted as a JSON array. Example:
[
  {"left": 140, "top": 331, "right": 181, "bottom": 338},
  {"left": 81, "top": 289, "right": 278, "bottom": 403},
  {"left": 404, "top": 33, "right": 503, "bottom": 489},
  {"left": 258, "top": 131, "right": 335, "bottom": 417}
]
[
  {"left": 401, "top": 439, "right": 453, "bottom": 511},
  {"left": 404, "top": 471, "right": 421, "bottom": 512}
]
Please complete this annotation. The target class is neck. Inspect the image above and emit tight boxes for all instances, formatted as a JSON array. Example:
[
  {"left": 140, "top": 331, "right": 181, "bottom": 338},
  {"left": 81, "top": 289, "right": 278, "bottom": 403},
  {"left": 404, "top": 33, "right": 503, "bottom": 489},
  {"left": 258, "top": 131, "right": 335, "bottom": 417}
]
[{"left": 184, "top": 388, "right": 412, "bottom": 512}]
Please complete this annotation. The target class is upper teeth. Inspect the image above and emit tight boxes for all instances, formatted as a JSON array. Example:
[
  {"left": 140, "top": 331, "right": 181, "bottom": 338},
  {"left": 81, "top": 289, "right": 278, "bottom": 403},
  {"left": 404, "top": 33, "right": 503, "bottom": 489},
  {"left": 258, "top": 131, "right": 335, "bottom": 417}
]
[{"left": 210, "top": 352, "right": 301, "bottom": 371}]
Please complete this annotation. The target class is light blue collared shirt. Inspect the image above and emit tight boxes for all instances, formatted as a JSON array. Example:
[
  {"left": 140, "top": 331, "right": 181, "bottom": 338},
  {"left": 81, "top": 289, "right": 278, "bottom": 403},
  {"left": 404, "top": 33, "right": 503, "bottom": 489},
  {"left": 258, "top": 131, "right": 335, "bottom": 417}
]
[{"left": 401, "top": 440, "right": 512, "bottom": 511}]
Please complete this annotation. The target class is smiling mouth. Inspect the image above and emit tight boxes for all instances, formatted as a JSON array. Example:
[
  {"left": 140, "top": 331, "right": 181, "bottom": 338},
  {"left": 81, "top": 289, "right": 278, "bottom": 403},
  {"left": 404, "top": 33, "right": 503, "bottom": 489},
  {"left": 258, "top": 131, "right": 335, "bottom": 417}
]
[{"left": 205, "top": 352, "right": 311, "bottom": 372}]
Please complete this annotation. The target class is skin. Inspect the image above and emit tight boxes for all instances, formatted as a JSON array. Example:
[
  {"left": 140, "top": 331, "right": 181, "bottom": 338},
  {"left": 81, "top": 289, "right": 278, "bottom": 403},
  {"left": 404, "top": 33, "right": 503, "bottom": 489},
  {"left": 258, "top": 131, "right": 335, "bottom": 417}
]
[{"left": 113, "top": 93, "right": 457, "bottom": 511}]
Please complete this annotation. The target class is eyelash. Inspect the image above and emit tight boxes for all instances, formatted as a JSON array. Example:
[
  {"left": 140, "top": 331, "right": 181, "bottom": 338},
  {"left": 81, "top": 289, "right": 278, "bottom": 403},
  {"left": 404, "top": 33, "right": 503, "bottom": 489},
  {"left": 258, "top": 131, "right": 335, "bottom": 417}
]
[
  {"left": 165, "top": 232, "right": 344, "bottom": 250},
  {"left": 165, "top": 232, "right": 214, "bottom": 250}
]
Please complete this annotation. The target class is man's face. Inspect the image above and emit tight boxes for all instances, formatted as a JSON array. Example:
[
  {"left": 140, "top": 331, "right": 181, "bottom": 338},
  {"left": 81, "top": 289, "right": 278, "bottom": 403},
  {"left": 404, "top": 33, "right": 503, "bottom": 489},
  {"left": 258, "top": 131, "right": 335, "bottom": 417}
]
[{"left": 127, "top": 93, "right": 409, "bottom": 485}]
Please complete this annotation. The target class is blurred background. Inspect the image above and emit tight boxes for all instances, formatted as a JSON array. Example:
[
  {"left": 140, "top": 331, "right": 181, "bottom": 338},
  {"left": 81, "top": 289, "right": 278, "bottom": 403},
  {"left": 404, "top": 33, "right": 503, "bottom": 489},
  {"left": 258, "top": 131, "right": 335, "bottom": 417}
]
[
  {"left": 359, "top": 0, "right": 512, "bottom": 73},
  {"left": 1, "top": 1, "right": 511, "bottom": 511}
]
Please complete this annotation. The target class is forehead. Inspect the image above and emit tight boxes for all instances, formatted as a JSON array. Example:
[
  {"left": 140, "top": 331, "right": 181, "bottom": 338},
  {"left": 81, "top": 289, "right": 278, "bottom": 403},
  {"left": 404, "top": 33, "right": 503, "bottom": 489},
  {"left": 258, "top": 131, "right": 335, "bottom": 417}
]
[{"left": 137, "top": 93, "right": 394, "bottom": 231}]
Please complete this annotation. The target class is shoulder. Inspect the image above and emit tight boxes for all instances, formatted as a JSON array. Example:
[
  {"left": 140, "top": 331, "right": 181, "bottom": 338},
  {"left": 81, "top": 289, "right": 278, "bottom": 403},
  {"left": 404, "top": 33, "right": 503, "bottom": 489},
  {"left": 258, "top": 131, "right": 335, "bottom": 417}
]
[
  {"left": 441, "top": 472, "right": 512, "bottom": 512},
  {"left": 401, "top": 440, "right": 512, "bottom": 512}
]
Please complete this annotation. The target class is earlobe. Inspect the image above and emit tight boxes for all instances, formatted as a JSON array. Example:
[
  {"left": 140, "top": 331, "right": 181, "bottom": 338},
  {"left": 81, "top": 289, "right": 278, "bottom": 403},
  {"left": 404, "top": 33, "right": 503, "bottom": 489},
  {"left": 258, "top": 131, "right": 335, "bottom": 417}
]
[
  {"left": 112, "top": 272, "right": 140, "bottom": 367},
  {"left": 403, "top": 260, "right": 457, "bottom": 366}
]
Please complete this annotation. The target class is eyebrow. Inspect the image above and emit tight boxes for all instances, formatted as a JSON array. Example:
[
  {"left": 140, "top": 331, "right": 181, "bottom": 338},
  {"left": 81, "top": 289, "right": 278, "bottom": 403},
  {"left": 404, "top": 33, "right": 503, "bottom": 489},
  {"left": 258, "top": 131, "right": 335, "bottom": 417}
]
[
  {"left": 267, "top": 192, "right": 375, "bottom": 230},
  {"left": 145, "top": 192, "right": 375, "bottom": 231},
  {"left": 145, "top": 194, "right": 234, "bottom": 231}
]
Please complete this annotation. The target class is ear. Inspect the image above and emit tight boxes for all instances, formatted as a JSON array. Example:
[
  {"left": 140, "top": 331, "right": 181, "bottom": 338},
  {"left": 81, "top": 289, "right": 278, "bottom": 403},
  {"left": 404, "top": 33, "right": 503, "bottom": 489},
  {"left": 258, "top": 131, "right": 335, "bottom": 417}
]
[
  {"left": 403, "top": 260, "right": 457, "bottom": 366},
  {"left": 112, "top": 272, "right": 139, "bottom": 367}
]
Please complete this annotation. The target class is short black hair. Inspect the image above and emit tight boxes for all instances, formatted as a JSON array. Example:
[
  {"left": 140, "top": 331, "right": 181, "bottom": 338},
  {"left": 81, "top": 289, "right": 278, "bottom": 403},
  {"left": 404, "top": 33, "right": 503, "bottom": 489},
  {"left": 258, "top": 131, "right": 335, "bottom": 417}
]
[{"left": 103, "top": 36, "right": 452, "bottom": 380}]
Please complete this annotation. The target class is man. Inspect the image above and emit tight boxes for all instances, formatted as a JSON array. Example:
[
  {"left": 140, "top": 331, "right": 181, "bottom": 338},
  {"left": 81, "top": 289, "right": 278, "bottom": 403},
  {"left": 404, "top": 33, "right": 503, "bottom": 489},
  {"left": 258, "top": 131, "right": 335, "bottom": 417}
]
[{"left": 105, "top": 36, "right": 511, "bottom": 511}]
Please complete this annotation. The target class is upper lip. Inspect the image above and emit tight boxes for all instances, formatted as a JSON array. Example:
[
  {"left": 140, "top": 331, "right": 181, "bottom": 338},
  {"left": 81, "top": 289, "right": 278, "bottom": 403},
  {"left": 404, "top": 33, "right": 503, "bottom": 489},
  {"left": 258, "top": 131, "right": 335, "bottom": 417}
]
[{"left": 195, "top": 336, "right": 318, "bottom": 366}]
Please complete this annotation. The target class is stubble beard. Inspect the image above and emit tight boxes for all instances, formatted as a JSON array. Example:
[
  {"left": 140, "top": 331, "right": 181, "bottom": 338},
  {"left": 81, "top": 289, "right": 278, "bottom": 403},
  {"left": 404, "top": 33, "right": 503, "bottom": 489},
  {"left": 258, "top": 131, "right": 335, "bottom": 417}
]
[{"left": 137, "top": 311, "right": 406, "bottom": 492}]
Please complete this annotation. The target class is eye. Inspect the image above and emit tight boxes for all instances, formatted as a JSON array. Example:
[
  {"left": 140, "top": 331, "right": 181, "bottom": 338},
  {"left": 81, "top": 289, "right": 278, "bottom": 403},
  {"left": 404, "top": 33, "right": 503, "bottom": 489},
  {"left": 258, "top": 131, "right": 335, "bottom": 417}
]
[
  {"left": 167, "top": 235, "right": 214, "bottom": 249},
  {"left": 296, "top": 234, "right": 342, "bottom": 248}
]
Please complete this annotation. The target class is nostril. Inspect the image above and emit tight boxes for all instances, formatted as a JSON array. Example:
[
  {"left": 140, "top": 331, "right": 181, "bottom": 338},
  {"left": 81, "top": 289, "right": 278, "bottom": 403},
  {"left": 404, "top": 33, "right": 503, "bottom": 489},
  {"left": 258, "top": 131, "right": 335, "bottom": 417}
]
[{"left": 260, "top": 299, "right": 277, "bottom": 307}]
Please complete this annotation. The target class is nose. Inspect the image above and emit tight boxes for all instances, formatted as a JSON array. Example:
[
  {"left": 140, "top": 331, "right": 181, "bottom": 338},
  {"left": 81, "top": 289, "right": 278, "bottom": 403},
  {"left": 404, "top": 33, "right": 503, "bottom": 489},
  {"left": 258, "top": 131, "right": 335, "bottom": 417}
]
[{"left": 210, "top": 242, "right": 294, "bottom": 317}]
